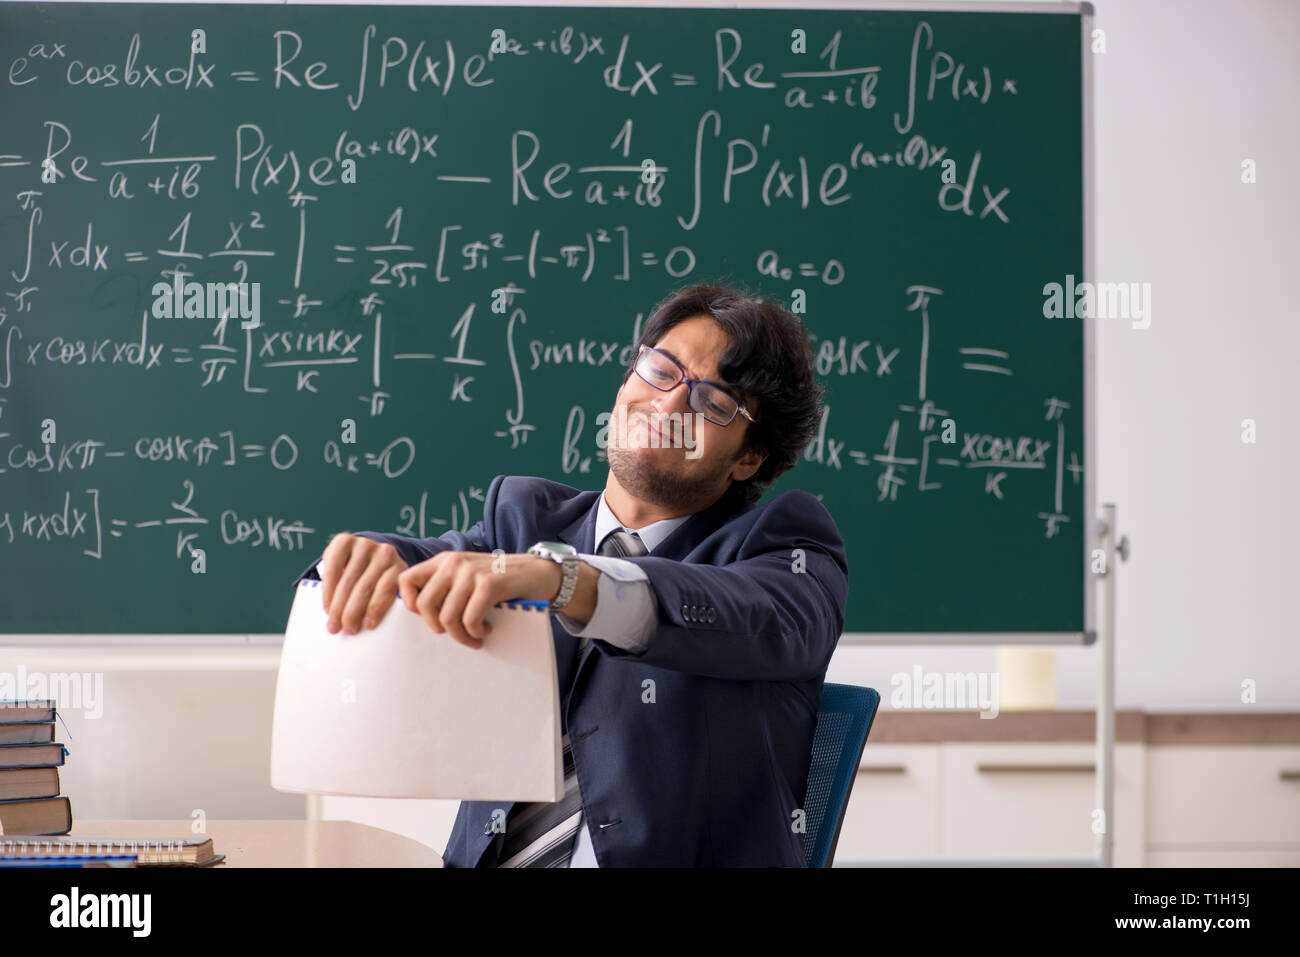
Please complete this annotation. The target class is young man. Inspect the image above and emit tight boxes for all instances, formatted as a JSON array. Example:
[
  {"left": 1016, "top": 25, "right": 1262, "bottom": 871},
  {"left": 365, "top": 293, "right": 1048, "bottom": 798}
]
[{"left": 299, "top": 282, "right": 848, "bottom": 866}]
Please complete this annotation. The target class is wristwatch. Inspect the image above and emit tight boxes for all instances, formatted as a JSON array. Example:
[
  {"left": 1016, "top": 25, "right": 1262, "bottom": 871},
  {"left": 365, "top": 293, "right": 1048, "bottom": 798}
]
[{"left": 528, "top": 541, "right": 581, "bottom": 612}]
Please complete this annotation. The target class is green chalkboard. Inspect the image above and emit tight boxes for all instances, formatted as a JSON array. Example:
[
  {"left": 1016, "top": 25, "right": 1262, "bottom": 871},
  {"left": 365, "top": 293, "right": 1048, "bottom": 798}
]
[{"left": 0, "top": 3, "right": 1090, "bottom": 636}]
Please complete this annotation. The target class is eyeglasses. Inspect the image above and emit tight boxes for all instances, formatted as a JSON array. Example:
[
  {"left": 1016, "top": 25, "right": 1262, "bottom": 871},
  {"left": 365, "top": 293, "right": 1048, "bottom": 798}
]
[{"left": 632, "top": 345, "right": 755, "bottom": 427}]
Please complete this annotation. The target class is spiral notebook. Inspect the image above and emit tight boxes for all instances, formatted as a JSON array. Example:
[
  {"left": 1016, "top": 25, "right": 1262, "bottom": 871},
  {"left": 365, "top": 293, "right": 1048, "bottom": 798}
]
[
  {"left": 271, "top": 579, "right": 563, "bottom": 801},
  {"left": 0, "top": 836, "right": 223, "bottom": 867}
]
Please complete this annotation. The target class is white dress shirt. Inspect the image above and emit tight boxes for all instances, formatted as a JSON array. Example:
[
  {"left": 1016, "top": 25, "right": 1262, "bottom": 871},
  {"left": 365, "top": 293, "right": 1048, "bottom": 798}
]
[{"left": 553, "top": 491, "right": 690, "bottom": 867}]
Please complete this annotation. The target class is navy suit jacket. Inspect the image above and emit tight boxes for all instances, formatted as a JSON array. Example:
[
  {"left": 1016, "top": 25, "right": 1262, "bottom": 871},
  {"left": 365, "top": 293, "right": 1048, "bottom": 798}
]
[{"left": 296, "top": 473, "right": 848, "bottom": 867}]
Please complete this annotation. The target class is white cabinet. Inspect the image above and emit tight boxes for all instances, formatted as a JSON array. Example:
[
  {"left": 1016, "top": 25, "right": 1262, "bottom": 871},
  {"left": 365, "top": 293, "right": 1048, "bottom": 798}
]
[
  {"left": 833, "top": 735, "right": 1300, "bottom": 866},
  {"left": 833, "top": 741, "right": 1144, "bottom": 865},
  {"left": 834, "top": 745, "right": 940, "bottom": 859},
  {"left": 940, "top": 742, "right": 1144, "bottom": 866},
  {"left": 1146, "top": 745, "right": 1300, "bottom": 856}
]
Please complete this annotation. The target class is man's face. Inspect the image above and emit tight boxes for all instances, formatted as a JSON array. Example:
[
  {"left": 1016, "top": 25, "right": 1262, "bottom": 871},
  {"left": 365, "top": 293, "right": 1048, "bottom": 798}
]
[{"left": 606, "top": 315, "right": 764, "bottom": 511}]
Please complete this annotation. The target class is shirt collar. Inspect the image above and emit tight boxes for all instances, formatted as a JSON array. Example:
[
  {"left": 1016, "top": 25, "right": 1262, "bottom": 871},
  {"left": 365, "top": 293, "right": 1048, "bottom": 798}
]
[{"left": 594, "top": 490, "right": 692, "bottom": 555}]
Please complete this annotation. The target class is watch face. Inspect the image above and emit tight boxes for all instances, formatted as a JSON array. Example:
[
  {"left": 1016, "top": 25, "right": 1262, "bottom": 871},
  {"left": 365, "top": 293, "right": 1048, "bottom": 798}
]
[{"left": 532, "top": 541, "right": 577, "bottom": 556}]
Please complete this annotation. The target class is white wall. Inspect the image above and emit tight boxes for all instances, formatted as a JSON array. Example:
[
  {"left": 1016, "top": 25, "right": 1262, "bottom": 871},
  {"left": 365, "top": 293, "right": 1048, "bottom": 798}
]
[
  {"left": 1076, "top": 0, "right": 1298, "bottom": 707},
  {"left": 4, "top": 0, "right": 1296, "bottom": 854}
]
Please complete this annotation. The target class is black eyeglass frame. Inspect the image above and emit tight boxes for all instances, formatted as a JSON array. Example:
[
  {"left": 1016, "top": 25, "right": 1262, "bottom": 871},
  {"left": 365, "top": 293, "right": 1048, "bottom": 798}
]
[{"left": 632, "top": 344, "right": 757, "bottom": 427}]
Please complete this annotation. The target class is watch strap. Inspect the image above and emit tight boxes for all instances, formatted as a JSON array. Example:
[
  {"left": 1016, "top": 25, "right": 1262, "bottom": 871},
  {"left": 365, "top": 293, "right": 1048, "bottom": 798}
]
[{"left": 550, "top": 556, "right": 580, "bottom": 611}]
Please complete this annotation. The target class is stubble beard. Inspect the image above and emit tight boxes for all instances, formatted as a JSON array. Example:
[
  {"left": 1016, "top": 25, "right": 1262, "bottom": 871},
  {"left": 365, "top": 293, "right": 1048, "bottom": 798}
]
[{"left": 606, "top": 420, "right": 737, "bottom": 512}]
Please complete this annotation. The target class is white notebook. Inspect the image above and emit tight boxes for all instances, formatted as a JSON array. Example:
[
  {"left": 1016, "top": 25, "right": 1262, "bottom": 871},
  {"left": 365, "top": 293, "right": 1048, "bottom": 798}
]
[{"left": 271, "top": 579, "right": 563, "bottom": 801}]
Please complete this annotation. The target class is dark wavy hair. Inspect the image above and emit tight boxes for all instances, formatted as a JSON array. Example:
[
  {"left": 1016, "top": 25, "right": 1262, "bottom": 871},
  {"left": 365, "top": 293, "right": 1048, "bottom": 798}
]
[{"left": 621, "top": 282, "right": 824, "bottom": 507}]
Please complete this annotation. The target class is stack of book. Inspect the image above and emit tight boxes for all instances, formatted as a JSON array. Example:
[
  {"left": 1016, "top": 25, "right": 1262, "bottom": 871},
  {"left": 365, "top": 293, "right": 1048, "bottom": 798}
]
[
  {"left": 0, "top": 699, "right": 71, "bottom": 835},
  {"left": 0, "top": 698, "right": 224, "bottom": 866}
]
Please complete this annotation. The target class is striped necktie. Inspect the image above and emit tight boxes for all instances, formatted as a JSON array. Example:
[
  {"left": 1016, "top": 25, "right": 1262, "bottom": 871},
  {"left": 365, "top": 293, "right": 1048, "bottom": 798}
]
[
  {"left": 494, "top": 528, "right": 647, "bottom": 868},
  {"left": 597, "top": 529, "right": 647, "bottom": 559}
]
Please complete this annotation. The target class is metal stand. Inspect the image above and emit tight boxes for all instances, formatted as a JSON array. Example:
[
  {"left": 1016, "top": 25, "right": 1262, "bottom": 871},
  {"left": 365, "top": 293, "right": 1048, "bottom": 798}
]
[{"left": 1094, "top": 502, "right": 1127, "bottom": 868}]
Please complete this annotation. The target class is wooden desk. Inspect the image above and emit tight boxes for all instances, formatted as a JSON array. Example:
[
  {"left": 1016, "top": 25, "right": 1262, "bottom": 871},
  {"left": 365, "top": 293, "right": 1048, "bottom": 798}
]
[{"left": 70, "top": 820, "right": 444, "bottom": 868}]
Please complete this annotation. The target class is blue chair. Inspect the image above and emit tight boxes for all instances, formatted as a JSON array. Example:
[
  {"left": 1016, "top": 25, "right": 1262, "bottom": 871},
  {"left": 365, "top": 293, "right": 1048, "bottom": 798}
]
[{"left": 801, "top": 684, "right": 881, "bottom": 867}]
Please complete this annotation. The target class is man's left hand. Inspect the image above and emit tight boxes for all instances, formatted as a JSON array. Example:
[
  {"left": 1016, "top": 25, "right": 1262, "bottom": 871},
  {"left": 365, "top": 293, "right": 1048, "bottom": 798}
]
[{"left": 397, "top": 551, "right": 562, "bottom": 648}]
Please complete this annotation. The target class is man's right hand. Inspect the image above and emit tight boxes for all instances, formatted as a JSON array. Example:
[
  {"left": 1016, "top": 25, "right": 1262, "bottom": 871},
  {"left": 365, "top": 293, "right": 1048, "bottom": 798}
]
[{"left": 318, "top": 533, "right": 408, "bottom": 635}]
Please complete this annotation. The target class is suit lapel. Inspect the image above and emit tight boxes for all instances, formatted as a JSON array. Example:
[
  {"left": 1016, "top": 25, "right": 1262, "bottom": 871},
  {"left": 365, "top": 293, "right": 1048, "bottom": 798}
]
[
  {"left": 556, "top": 500, "right": 598, "bottom": 554},
  {"left": 648, "top": 492, "right": 740, "bottom": 561}
]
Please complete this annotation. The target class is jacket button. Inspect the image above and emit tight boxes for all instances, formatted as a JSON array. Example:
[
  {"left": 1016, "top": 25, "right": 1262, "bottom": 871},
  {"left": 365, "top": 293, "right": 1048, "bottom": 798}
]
[
  {"left": 681, "top": 603, "right": 689, "bottom": 619},
  {"left": 707, "top": 608, "right": 717, "bottom": 623}
]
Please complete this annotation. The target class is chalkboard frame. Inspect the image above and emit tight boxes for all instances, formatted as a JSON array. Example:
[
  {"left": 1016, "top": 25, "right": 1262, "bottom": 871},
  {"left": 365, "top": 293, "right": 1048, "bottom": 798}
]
[{"left": 0, "top": 0, "right": 1099, "bottom": 646}]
